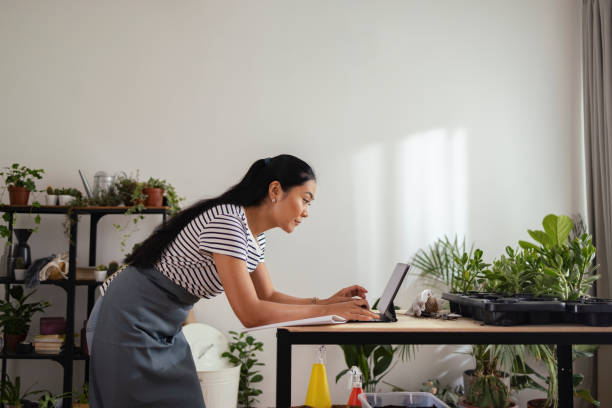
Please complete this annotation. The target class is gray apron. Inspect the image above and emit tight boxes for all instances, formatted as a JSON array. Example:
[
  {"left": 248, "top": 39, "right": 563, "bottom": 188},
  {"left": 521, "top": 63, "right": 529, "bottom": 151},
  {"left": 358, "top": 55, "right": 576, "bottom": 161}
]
[{"left": 87, "top": 265, "right": 205, "bottom": 408}]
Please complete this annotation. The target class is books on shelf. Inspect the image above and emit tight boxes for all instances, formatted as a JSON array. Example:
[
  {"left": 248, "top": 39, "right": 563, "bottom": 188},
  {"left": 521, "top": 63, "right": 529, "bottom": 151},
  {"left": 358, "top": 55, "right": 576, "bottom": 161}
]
[{"left": 33, "top": 334, "right": 64, "bottom": 355}]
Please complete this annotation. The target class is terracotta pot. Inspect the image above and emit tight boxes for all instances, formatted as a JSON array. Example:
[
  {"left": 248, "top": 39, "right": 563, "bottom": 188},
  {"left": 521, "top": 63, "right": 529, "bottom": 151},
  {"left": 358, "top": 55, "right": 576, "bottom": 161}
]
[
  {"left": 5, "top": 333, "right": 27, "bottom": 353},
  {"left": 7, "top": 186, "right": 30, "bottom": 206},
  {"left": 143, "top": 188, "right": 164, "bottom": 207},
  {"left": 73, "top": 404, "right": 89, "bottom": 408},
  {"left": 527, "top": 399, "right": 548, "bottom": 408}
]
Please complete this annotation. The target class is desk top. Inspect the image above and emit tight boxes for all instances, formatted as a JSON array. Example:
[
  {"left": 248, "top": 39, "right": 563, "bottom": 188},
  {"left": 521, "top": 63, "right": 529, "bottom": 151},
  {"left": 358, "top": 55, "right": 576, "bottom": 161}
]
[{"left": 282, "top": 314, "right": 612, "bottom": 334}]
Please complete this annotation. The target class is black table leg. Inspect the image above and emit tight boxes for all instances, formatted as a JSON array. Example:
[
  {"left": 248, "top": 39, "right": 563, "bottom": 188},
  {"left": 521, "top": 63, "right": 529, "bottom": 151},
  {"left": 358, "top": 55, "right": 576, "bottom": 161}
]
[
  {"left": 557, "top": 344, "right": 573, "bottom": 408},
  {"left": 277, "top": 330, "right": 292, "bottom": 408}
]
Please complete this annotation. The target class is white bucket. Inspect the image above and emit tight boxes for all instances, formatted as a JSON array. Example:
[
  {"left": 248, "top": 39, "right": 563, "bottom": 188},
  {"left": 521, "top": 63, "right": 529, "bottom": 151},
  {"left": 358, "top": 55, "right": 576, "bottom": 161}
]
[{"left": 197, "top": 364, "right": 241, "bottom": 408}]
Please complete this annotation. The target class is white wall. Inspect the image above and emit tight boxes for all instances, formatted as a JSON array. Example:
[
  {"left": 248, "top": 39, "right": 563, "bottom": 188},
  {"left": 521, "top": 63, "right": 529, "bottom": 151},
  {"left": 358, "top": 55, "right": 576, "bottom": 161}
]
[{"left": 0, "top": 1, "right": 583, "bottom": 406}]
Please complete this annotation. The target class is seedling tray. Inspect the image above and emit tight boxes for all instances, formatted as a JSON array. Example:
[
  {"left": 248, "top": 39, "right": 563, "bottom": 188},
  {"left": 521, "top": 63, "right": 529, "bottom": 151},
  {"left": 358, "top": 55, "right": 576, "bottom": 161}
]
[{"left": 442, "top": 293, "right": 612, "bottom": 326}]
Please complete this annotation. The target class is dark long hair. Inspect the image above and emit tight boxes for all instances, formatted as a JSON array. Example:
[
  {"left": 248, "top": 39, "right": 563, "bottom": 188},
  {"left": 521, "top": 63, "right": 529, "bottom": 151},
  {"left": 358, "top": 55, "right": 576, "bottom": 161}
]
[{"left": 125, "top": 154, "right": 316, "bottom": 267}]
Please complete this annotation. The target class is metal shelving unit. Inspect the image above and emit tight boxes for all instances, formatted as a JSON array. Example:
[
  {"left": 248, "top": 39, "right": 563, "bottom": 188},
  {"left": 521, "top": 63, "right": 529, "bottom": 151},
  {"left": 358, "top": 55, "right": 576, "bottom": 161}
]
[{"left": 0, "top": 205, "right": 168, "bottom": 405}]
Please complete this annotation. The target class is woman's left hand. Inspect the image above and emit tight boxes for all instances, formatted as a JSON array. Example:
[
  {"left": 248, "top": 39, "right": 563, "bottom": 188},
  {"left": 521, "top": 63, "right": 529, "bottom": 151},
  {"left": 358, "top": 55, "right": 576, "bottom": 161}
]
[{"left": 322, "top": 285, "right": 368, "bottom": 306}]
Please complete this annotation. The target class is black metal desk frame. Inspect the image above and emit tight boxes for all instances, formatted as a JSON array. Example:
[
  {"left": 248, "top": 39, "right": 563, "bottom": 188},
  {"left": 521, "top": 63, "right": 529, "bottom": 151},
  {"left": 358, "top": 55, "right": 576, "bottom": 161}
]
[{"left": 276, "top": 327, "right": 612, "bottom": 408}]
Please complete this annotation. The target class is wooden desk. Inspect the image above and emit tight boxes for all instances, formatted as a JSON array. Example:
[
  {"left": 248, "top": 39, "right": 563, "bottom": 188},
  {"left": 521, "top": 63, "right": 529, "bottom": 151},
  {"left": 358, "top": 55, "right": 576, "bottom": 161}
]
[{"left": 276, "top": 315, "right": 612, "bottom": 408}]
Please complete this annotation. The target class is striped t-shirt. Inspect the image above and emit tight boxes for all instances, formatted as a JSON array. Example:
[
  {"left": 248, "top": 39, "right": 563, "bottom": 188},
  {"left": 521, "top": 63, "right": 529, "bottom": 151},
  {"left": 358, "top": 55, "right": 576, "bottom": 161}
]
[{"left": 102, "top": 204, "right": 265, "bottom": 298}]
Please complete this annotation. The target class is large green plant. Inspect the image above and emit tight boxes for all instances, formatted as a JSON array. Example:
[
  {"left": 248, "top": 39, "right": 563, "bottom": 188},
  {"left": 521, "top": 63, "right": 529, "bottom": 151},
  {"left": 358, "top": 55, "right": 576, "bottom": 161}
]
[
  {"left": 519, "top": 214, "right": 599, "bottom": 300},
  {"left": 0, "top": 286, "right": 50, "bottom": 335},
  {"left": 221, "top": 331, "right": 264, "bottom": 408}
]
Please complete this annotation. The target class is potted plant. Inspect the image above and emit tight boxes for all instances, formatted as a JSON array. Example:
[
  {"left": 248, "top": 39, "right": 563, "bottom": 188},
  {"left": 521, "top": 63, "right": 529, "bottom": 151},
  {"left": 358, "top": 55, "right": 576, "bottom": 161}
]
[
  {"left": 45, "top": 186, "right": 58, "bottom": 206},
  {"left": 0, "top": 374, "right": 44, "bottom": 408},
  {"left": 143, "top": 178, "right": 165, "bottom": 207},
  {"left": 13, "top": 257, "right": 27, "bottom": 281},
  {"left": 115, "top": 174, "right": 146, "bottom": 207},
  {"left": 142, "top": 177, "right": 184, "bottom": 214},
  {"left": 94, "top": 264, "right": 108, "bottom": 282},
  {"left": 0, "top": 286, "right": 50, "bottom": 352},
  {"left": 420, "top": 378, "right": 463, "bottom": 407},
  {"left": 55, "top": 188, "right": 82, "bottom": 206},
  {"left": 221, "top": 331, "right": 263, "bottom": 408},
  {"left": 524, "top": 345, "right": 599, "bottom": 408},
  {"left": 0, "top": 163, "right": 44, "bottom": 206},
  {"left": 460, "top": 344, "right": 517, "bottom": 408},
  {"left": 72, "top": 383, "right": 89, "bottom": 407}
]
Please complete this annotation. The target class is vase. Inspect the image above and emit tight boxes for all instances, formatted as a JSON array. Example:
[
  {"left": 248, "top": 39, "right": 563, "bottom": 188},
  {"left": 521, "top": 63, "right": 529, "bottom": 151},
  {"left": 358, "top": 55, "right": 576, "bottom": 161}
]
[{"left": 13, "top": 228, "right": 33, "bottom": 269}]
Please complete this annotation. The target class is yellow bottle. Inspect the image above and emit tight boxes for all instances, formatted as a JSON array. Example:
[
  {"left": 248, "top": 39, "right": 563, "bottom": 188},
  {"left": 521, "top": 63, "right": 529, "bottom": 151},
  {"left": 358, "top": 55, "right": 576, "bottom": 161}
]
[{"left": 304, "top": 346, "right": 332, "bottom": 408}]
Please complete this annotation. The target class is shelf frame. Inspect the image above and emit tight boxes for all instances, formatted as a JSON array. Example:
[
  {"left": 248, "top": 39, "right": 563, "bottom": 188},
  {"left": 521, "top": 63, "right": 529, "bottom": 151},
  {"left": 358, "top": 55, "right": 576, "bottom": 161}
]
[{"left": 1, "top": 205, "right": 168, "bottom": 405}]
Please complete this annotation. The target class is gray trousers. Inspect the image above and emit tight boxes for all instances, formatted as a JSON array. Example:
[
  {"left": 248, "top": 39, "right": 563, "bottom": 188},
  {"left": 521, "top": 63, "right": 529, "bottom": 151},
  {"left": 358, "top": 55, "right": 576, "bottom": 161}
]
[{"left": 87, "top": 266, "right": 205, "bottom": 408}]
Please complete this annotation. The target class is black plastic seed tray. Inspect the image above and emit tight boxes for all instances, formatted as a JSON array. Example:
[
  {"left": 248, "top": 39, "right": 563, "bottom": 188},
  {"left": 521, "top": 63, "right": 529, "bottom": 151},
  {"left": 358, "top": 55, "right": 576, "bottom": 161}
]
[
  {"left": 442, "top": 293, "right": 569, "bottom": 326},
  {"left": 566, "top": 299, "right": 612, "bottom": 326}
]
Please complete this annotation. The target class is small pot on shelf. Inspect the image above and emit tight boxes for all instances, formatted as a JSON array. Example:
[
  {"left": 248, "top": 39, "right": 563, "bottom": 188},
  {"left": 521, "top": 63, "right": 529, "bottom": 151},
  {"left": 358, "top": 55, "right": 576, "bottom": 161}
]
[
  {"left": 5, "top": 333, "right": 27, "bottom": 353},
  {"left": 45, "top": 194, "right": 58, "bottom": 205},
  {"left": 58, "top": 195, "right": 74, "bottom": 206},
  {"left": 7, "top": 186, "right": 30, "bottom": 206},
  {"left": 143, "top": 188, "right": 164, "bottom": 207}
]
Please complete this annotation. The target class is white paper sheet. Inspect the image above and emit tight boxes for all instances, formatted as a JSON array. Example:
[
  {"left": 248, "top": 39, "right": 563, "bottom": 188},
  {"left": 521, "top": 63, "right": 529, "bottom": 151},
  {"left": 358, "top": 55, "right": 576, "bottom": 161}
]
[{"left": 243, "top": 315, "right": 347, "bottom": 332}]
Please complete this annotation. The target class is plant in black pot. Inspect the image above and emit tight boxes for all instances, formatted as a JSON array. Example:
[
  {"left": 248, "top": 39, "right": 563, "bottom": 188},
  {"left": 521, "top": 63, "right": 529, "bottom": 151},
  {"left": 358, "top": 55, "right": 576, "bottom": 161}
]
[
  {"left": 0, "top": 163, "right": 44, "bottom": 206},
  {"left": 0, "top": 286, "right": 50, "bottom": 352}
]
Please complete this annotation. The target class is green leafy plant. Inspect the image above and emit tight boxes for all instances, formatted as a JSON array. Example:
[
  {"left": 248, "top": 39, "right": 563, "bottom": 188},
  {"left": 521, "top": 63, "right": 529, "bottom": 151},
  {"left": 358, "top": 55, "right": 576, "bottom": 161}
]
[
  {"left": 95, "top": 264, "right": 108, "bottom": 271},
  {"left": 0, "top": 164, "right": 44, "bottom": 192},
  {"left": 0, "top": 286, "right": 50, "bottom": 335},
  {"left": 221, "top": 331, "right": 264, "bottom": 408},
  {"left": 73, "top": 383, "right": 88, "bottom": 404},
  {"left": 483, "top": 247, "right": 538, "bottom": 296},
  {"left": 54, "top": 188, "right": 81, "bottom": 197},
  {"left": 0, "top": 375, "right": 44, "bottom": 407},
  {"left": 454, "top": 248, "right": 489, "bottom": 293},
  {"left": 517, "top": 345, "right": 599, "bottom": 408},
  {"left": 45, "top": 186, "right": 55, "bottom": 195},
  {"left": 412, "top": 235, "right": 473, "bottom": 292},
  {"left": 464, "top": 345, "right": 513, "bottom": 408},
  {"left": 108, "top": 261, "right": 119, "bottom": 275},
  {"left": 1, "top": 203, "right": 42, "bottom": 240},
  {"left": 519, "top": 214, "right": 599, "bottom": 300},
  {"left": 37, "top": 391, "right": 72, "bottom": 408}
]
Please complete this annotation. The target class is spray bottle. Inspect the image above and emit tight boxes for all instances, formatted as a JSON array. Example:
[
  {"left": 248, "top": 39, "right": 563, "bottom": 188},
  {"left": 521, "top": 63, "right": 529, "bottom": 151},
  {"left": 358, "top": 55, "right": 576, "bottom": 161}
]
[
  {"left": 347, "top": 365, "right": 364, "bottom": 407},
  {"left": 304, "top": 346, "right": 332, "bottom": 408}
]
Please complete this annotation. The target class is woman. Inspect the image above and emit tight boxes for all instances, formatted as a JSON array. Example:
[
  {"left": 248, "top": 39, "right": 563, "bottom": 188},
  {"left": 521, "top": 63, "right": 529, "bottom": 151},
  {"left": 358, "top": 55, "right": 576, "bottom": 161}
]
[{"left": 87, "top": 154, "right": 378, "bottom": 407}]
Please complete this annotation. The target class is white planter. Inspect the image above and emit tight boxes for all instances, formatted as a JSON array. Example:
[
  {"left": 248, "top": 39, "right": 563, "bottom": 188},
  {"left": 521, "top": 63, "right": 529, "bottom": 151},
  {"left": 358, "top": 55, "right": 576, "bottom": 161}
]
[
  {"left": 58, "top": 195, "right": 74, "bottom": 206},
  {"left": 94, "top": 270, "right": 107, "bottom": 282},
  {"left": 197, "top": 364, "right": 241, "bottom": 408},
  {"left": 14, "top": 269, "right": 26, "bottom": 281},
  {"left": 46, "top": 194, "right": 58, "bottom": 205}
]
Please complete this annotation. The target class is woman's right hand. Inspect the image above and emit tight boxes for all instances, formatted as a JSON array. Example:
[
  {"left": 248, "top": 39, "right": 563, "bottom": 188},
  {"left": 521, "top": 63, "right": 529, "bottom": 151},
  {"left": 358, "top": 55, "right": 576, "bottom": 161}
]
[{"left": 325, "top": 298, "right": 379, "bottom": 321}]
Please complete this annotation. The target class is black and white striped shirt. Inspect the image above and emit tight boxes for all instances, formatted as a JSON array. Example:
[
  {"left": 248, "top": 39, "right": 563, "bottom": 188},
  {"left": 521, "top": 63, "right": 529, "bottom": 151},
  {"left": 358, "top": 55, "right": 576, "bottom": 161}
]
[{"left": 102, "top": 204, "right": 265, "bottom": 298}]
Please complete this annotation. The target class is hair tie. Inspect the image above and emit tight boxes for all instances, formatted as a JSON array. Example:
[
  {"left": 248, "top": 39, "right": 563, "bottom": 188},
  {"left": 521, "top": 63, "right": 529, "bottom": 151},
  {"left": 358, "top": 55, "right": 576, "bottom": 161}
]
[{"left": 264, "top": 157, "right": 271, "bottom": 166}]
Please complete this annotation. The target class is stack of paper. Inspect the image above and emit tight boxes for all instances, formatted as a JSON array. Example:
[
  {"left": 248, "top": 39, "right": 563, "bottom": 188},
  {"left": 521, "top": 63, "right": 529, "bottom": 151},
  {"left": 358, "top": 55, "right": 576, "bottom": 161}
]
[{"left": 34, "top": 334, "right": 64, "bottom": 354}]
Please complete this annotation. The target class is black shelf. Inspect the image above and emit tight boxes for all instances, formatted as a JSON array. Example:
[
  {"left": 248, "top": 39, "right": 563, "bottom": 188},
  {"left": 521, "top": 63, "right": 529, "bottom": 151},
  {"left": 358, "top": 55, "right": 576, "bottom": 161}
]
[
  {"left": 1, "top": 206, "right": 168, "bottom": 405},
  {"left": 0, "top": 278, "right": 102, "bottom": 287},
  {"left": 0, "top": 205, "right": 169, "bottom": 215}
]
